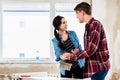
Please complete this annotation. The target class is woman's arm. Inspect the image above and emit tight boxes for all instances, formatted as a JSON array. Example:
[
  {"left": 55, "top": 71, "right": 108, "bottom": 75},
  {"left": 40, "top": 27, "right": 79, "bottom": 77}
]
[
  {"left": 72, "top": 31, "right": 82, "bottom": 50},
  {"left": 52, "top": 38, "right": 71, "bottom": 61},
  {"left": 52, "top": 38, "right": 63, "bottom": 61}
]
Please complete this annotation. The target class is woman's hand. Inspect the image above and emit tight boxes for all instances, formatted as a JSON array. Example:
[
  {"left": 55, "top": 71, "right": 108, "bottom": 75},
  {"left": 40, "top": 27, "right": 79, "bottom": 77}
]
[
  {"left": 60, "top": 52, "right": 71, "bottom": 60},
  {"left": 60, "top": 54, "right": 66, "bottom": 60},
  {"left": 60, "top": 49, "right": 80, "bottom": 60}
]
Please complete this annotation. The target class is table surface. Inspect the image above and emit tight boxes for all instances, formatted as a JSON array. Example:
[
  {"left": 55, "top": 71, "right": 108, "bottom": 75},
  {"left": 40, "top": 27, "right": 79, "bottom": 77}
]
[{"left": 19, "top": 77, "right": 83, "bottom": 80}]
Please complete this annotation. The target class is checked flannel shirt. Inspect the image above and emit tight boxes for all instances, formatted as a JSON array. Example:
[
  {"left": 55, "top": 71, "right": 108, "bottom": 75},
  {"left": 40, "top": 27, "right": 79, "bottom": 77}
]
[{"left": 70, "top": 18, "right": 110, "bottom": 78}]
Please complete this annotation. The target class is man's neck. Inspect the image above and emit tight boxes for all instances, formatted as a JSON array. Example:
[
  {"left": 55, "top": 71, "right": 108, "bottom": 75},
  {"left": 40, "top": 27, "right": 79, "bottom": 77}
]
[{"left": 84, "top": 15, "right": 92, "bottom": 24}]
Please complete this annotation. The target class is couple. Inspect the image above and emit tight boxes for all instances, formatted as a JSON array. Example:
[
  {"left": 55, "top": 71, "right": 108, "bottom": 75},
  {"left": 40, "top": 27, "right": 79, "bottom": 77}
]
[{"left": 52, "top": 2, "right": 110, "bottom": 80}]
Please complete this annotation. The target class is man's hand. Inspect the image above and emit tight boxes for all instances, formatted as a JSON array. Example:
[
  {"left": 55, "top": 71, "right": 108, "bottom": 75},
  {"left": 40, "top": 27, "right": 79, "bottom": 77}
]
[
  {"left": 71, "top": 48, "right": 80, "bottom": 54},
  {"left": 60, "top": 49, "right": 80, "bottom": 60}
]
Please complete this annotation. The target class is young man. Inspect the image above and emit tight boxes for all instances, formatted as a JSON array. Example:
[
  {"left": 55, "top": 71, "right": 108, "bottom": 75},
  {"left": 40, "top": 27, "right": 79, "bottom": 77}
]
[{"left": 62, "top": 2, "right": 110, "bottom": 80}]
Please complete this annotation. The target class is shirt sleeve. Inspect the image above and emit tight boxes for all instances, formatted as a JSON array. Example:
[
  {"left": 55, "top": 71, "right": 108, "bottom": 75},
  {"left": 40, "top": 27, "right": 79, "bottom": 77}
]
[
  {"left": 70, "top": 22, "right": 102, "bottom": 61},
  {"left": 72, "top": 31, "right": 85, "bottom": 67},
  {"left": 52, "top": 38, "right": 64, "bottom": 61},
  {"left": 72, "top": 31, "right": 82, "bottom": 50}
]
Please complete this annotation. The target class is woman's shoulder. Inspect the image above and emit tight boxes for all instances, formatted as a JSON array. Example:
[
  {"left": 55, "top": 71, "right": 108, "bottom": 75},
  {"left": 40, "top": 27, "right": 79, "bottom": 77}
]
[
  {"left": 52, "top": 37, "right": 58, "bottom": 43},
  {"left": 67, "top": 30, "right": 76, "bottom": 34},
  {"left": 52, "top": 37, "right": 56, "bottom": 41},
  {"left": 67, "top": 30, "right": 77, "bottom": 36}
]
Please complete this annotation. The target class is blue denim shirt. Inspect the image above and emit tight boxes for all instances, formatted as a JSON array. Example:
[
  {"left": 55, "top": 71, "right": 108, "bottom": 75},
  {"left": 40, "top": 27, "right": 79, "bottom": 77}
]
[{"left": 52, "top": 31, "right": 85, "bottom": 75}]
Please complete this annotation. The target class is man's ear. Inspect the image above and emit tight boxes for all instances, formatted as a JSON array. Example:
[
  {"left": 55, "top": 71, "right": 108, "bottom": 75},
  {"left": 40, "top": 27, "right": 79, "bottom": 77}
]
[{"left": 81, "top": 10, "right": 85, "bottom": 14}]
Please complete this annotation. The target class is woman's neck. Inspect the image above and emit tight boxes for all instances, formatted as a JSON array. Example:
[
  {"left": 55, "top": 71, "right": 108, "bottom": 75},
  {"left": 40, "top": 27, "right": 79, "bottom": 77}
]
[
  {"left": 58, "top": 31, "right": 67, "bottom": 36},
  {"left": 58, "top": 30, "right": 68, "bottom": 41}
]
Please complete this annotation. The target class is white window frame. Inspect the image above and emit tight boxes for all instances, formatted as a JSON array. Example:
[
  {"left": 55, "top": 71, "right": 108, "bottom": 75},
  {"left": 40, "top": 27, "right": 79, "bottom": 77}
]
[{"left": 0, "top": 0, "right": 91, "bottom": 62}]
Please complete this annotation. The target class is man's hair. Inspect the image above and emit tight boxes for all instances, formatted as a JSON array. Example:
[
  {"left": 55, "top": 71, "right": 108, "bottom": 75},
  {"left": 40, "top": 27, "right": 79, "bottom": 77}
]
[{"left": 74, "top": 2, "right": 91, "bottom": 15}]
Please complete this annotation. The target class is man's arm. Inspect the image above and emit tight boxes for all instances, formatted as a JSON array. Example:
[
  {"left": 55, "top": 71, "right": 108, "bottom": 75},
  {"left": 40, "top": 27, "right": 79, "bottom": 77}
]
[{"left": 64, "top": 22, "right": 102, "bottom": 61}]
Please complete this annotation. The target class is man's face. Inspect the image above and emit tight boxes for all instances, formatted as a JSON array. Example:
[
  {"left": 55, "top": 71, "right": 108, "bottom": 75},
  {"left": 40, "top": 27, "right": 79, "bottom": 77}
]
[{"left": 76, "top": 11, "right": 84, "bottom": 23}]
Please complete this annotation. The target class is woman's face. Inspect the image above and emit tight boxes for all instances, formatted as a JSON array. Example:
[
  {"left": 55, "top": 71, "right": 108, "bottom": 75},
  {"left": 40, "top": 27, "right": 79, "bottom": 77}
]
[{"left": 59, "top": 18, "right": 67, "bottom": 31}]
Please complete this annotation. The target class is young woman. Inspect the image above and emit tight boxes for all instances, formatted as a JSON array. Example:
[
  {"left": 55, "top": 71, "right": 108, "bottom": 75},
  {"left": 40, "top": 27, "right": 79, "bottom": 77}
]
[{"left": 52, "top": 15, "right": 85, "bottom": 79}]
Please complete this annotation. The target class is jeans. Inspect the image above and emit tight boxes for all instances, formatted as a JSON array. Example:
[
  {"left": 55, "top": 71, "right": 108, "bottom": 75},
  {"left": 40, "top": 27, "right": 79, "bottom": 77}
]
[
  {"left": 61, "top": 65, "right": 84, "bottom": 79},
  {"left": 91, "top": 70, "right": 109, "bottom": 80}
]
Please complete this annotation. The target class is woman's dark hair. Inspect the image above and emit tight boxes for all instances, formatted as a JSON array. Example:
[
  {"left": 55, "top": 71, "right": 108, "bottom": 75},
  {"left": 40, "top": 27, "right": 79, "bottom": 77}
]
[{"left": 53, "top": 15, "right": 65, "bottom": 49}]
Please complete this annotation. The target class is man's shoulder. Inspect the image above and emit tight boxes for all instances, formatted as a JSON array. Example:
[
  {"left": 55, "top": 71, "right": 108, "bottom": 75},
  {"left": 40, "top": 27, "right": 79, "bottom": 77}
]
[{"left": 92, "top": 18, "right": 102, "bottom": 25}]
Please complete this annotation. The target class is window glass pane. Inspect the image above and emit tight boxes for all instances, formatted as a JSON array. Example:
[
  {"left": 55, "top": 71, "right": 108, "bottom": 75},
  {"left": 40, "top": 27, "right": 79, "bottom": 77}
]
[
  {"left": 2, "top": 3, "right": 50, "bottom": 59},
  {"left": 55, "top": 3, "right": 85, "bottom": 49}
]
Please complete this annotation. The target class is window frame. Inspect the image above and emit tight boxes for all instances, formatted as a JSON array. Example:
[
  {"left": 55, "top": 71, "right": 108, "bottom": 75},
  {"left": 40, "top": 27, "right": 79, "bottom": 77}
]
[{"left": 0, "top": 0, "right": 91, "bottom": 62}]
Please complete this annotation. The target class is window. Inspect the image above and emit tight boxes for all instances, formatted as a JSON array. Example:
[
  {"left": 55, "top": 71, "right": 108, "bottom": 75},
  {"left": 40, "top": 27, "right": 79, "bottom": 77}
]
[
  {"left": 55, "top": 3, "right": 85, "bottom": 49},
  {"left": 2, "top": 3, "right": 50, "bottom": 59},
  {"left": 1, "top": 1, "right": 88, "bottom": 61}
]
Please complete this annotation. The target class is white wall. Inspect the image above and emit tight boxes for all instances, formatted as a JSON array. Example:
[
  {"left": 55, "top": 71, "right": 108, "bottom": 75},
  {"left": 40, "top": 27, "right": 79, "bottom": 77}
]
[{"left": 0, "top": 1, "right": 2, "bottom": 58}]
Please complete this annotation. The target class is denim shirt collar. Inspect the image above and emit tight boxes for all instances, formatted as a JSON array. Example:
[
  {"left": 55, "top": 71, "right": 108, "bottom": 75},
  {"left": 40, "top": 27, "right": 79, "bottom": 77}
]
[{"left": 58, "top": 31, "right": 71, "bottom": 43}]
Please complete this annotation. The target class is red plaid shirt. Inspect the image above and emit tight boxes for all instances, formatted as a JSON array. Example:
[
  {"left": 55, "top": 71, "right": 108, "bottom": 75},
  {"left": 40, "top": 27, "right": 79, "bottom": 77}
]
[{"left": 70, "top": 18, "right": 110, "bottom": 78}]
